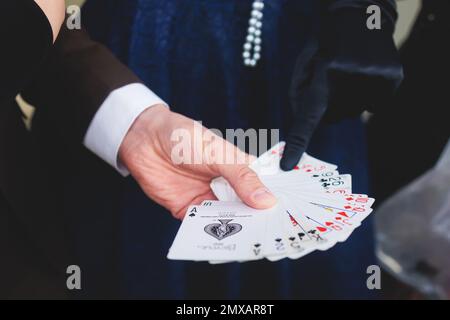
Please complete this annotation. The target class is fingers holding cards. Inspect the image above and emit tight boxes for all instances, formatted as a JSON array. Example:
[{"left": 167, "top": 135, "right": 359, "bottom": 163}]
[{"left": 168, "top": 142, "right": 375, "bottom": 263}]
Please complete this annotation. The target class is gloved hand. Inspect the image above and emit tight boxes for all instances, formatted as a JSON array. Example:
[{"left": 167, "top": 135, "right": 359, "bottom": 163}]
[{"left": 280, "top": 2, "right": 403, "bottom": 171}]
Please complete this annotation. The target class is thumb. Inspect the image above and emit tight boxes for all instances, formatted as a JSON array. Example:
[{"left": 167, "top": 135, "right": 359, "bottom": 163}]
[{"left": 218, "top": 164, "right": 277, "bottom": 209}]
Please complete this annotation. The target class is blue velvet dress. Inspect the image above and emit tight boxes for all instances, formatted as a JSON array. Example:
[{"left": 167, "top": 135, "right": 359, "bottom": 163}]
[{"left": 82, "top": 0, "right": 376, "bottom": 299}]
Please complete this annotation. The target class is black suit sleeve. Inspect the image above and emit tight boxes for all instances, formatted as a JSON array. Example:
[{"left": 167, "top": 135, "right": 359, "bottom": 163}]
[
  {"left": 21, "top": 25, "right": 142, "bottom": 145},
  {"left": 0, "top": 1, "right": 53, "bottom": 103}
]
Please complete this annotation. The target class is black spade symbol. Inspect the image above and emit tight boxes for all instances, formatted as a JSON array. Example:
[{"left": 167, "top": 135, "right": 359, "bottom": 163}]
[
  {"left": 204, "top": 219, "right": 242, "bottom": 240},
  {"left": 313, "top": 175, "right": 319, "bottom": 178},
  {"left": 289, "top": 237, "right": 296, "bottom": 241},
  {"left": 254, "top": 243, "right": 261, "bottom": 248},
  {"left": 275, "top": 238, "right": 282, "bottom": 242},
  {"left": 308, "top": 230, "right": 316, "bottom": 234},
  {"left": 189, "top": 213, "right": 196, "bottom": 217}
]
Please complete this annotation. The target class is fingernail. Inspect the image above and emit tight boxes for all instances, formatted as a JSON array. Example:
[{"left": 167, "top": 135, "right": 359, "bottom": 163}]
[{"left": 252, "top": 188, "right": 277, "bottom": 207}]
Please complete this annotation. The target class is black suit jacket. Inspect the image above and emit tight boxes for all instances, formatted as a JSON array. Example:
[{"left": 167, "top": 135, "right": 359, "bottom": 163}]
[{"left": 0, "top": 1, "right": 140, "bottom": 298}]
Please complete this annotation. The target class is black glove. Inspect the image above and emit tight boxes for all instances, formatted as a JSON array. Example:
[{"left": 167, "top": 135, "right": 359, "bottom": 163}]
[{"left": 280, "top": 1, "right": 404, "bottom": 171}]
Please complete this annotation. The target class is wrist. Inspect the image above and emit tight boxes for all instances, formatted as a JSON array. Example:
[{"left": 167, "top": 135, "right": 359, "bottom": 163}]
[{"left": 118, "top": 104, "right": 170, "bottom": 169}]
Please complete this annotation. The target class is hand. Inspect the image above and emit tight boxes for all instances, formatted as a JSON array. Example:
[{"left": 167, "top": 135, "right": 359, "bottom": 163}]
[
  {"left": 280, "top": 5, "right": 403, "bottom": 171},
  {"left": 119, "top": 105, "right": 277, "bottom": 219}
]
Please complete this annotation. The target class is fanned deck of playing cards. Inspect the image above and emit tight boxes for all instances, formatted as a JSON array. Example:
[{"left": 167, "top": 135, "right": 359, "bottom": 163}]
[{"left": 167, "top": 142, "right": 375, "bottom": 263}]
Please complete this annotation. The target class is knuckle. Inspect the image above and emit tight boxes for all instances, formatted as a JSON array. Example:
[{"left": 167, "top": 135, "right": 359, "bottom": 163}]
[{"left": 236, "top": 166, "right": 258, "bottom": 182}]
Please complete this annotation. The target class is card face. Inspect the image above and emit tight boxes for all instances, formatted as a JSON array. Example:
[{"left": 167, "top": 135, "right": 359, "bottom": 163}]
[
  {"left": 200, "top": 201, "right": 290, "bottom": 262},
  {"left": 250, "top": 142, "right": 338, "bottom": 175},
  {"left": 284, "top": 197, "right": 357, "bottom": 242},
  {"left": 169, "top": 141, "right": 375, "bottom": 264},
  {"left": 279, "top": 198, "right": 332, "bottom": 249},
  {"left": 168, "top": 205, "right": 268, "bottom": 261},
  {"left": 277, "top": 191, "right": 372, "bottom": 224},
  {"left": 277, "top": 202, "right": 325, "bottom": 259}
]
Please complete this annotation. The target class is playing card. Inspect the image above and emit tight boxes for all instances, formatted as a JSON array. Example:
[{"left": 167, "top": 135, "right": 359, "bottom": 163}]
[
  {"left": 285, "top": 197, "right": 357, "bottom": 243},
  {"left": 200, "top": 201, "right": 293, "bottom": 262},
  {"left": 168, "top": 205, "right": 269, "bottom": 261},
  {"left": 277, "top": 197, "right": 332, "bottom": 258},
  {"left": 168, "top": 141, "right": 375, "bottom": 263},
  {"left": 250, "top": 142, "right": 338, "bottom": 175}
]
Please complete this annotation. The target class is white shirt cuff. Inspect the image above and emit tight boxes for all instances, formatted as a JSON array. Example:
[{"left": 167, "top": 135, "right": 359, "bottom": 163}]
[{"left": 84, "top": 83, "right": 166, "bottom": 176}]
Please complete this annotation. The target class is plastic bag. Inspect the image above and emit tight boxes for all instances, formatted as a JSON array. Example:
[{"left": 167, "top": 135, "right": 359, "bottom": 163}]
[{"left": 375, "top": 138, "right": 450, "bottom": 299}]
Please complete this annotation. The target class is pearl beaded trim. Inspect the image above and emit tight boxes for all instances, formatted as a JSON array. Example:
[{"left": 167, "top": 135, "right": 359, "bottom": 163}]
[{"left": 243, "top": 0, "right": 265, "bottom": 67}]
